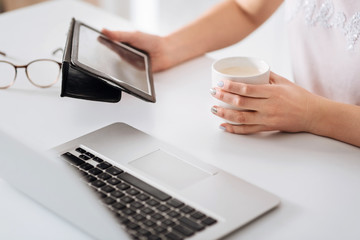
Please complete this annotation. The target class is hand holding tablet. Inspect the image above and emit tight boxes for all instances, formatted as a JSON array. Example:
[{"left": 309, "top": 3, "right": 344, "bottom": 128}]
[{"left": 61, "top": 19, "right": 156, "bottom": 103}]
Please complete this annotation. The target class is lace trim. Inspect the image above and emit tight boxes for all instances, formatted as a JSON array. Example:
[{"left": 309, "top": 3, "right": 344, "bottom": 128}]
[{"left": 289, "top": 0, "right": 360, "bottom": 50}]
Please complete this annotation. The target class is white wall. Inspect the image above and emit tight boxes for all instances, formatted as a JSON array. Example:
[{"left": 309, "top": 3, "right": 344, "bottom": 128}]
[
  {"left": 99, "top": 0, "right": 130, "bottom": 19},
  {"left": 128, "top": 0, "right": 221, "bottom": 35}
]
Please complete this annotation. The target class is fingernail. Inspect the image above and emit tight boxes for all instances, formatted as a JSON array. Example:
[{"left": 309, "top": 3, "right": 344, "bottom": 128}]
[
  {"left": 210, "top": 88, "right": 216, "bottom": 95},
  {"left": 211, "top": 106, "right": 217, "bottom": 114},
  {"left": 219, "top": 125, "right": 226, "bottom": 131},
  {"left": 217, "top": 81, "right": 224, "bottom": 87}
]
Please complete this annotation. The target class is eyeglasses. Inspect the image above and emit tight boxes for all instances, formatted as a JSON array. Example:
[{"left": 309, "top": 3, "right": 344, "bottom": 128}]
[{"left": 0, "top": 49, "right": 62, "bottom": 89}]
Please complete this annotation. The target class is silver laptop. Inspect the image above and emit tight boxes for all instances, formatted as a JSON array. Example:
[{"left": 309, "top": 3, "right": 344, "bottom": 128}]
[{"left": 0, "top": 122, "right": 280, "bottom": 240}]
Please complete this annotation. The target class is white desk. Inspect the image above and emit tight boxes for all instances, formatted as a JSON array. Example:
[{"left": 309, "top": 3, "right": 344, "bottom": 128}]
[{"left": 1, "top": 1, "right": 360, "bottom": 240}]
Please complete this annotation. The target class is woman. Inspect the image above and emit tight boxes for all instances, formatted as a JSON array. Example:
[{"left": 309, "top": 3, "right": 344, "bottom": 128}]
[{"left": 102, "top": 0, "right": 360, "bottom": 147}]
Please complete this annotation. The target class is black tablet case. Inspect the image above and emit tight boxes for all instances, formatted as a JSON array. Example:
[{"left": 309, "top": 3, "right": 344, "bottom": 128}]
[{"left": 61, "top": 18, "right": 122, "bottom": 103}]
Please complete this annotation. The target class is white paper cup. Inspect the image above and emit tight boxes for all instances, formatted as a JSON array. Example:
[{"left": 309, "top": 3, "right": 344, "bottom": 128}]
[{"left": 211, "top": 57, "right": 270, "bottom": 124}]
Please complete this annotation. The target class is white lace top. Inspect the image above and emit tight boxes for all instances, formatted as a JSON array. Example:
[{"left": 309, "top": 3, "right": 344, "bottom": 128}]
[{"left": 285, "top": 0, "right": 360, "bottom": 105}]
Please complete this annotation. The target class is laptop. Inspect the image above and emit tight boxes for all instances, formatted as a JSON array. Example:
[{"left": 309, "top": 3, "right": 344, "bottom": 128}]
[{"left": 0, "top": 122, "right": 280, "bottom": 240}]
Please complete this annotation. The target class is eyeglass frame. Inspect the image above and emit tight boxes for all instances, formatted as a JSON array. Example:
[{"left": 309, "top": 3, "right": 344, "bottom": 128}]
[{"left": 0, "top": 49, "right": 62, "bottom": 89}]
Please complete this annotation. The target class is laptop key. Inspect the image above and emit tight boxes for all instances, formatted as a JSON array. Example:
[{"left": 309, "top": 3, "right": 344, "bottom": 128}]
[
  {"left": 190, "top": 211, "right": 206, "bottom": 220},
  {"left": 136, "top": 193, "right": 150, "bottom": 201},
  {"left": 101, "top": 185, "right": 115, "bottom": 193},
  {"left": 102, "top": 197, "right": 116, "bottom": 205},
  {"left": 91, "top": 180, "right": 106, "bottom": 188},
  {"left": 115, "top": 214, "right": 129, "bottom": 224},
  {"left": 148, "top": 235, "right": 162, "bottom": 240},
  {"left": 118, "top": 172, "right": 171, "bottom": 201},
  {"left": 88, "top": 168, "right": 102, "bottom": 175},
  {"left": 97, "top": 162, "right": 112, "bottom": 170},
  {"left": 165, "top": 232, "right": 184, "bottom": 240},
  {"left": 121, "top": 196, "right": 134, "bottom": 204},
  {"left": 96, "top": 191, "right": 107, "bottom": 199},
  {"left": 110, "top": 190, "right": 125, "bottom": 199},
  {"left": 132, "top": 213, "right": 146, "bottom": 222},
  {"left": 178, "top": 216, "right": 204, "bottom": 231},
  {"left": 106, "top": 166, "right": 123, "bottom": 175},
  {"left": 79, "top": 163, "right": 94, "bottom": 171},
  {"left": 98, "top": 172, "right": 111, "bottom": 180},
  {"left": 84, "top": 152, "right": 94, "bottom": 158},
  {"left": 107, "top": 177, "right": 121, "bottom": 185},
  {"left": 125, "top": 221, "right": 140, "bottom": 230},
  {"left": 167, "top": 198, "right": 184, "bottom": 208},
  {"left": 202, "top": 216, "right": 217, "bottom": 226},
  {"left": 180, "top": 205, "right": 195, "bottom": 214},
  {"left": 162, "top": 218, "right": 176, "bottom": 227},
  {"left": 112, "top": 202, "right": 126, "bottom": 210},
  {"left": 126, "top": 188, "right": 140, "bottom": 196},
  {"left": 154, "top": 225, "right": 167, "bottom": 234},
  {"left": 116, "top": 182, "right": 130, "bottom": 190},
  {"left": 167, "top": 210, "right": 180, "bottom": 218},
  {"left": 147, "top": 199, "right": 160, "bottom": 207},
  {"left": 172, "top": 224, "right": 195, "bottom": 237},
  {"left": 92, "top": 157, "right": 104, "bottom": 163},
  {"left": 79, "top": 170, "right": 88, "bottom": 177},
  {"left": 62, "top": 152, "right": 85, "bottom": 166},
  {"left": 138, "top": 228, "right": 151, "bottom": 237},
  {"left": 141, "top": 207, "right": 154, "bottom": 215},
  {"left": 143, "top": 220, "right": 156, "bottom": 228},
  {"left": 156, "top": 204, "right": 170, "bottom": 212},
  {"left": 84, "top": 175, "right": 96, "bottom": 182},
  {"left": 151, "top": 212, "right": 164, "bottom": 221},
  {"left": 130, "top": 201, "right": 144, "bottom": 209},
  {"left": 122, "top": 208, "right": 136, "bottom": 216},
  {"left": 75, "top": 147, "right": 86, "bottom": 154},
  {"left": 79, "top": 154, "right": 90, "bottom": 160}
]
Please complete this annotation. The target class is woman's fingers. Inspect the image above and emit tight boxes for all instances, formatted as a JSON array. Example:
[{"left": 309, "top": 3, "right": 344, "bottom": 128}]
[
  {"left": 221, "top": 123, "right": 273, "bottom": 134},
  {"left": 211, "top": 105, "right": 270, "bottom": 134},
  {"left": 101, "top": 29, "right": 125, "bottom": 42},
  {"left": 211, "top": 106, "right": 262, "bottom": 124},
  {"left": 214, "top": 71, "right": 292, "bottom": 99},
  {"left": 216, "top": 80, "right": 272, "bottom": 98},
  {"left": 101, "top": 29, "right": 140, "bottom": 45},
  {"left": 211, "top": 88, "right": 267, "bottom": 110}
]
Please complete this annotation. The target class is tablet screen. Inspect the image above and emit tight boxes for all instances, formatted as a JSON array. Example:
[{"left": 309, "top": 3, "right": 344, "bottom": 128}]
[{"left": 72, "top": 22, "right": 155, "bottom": 102}]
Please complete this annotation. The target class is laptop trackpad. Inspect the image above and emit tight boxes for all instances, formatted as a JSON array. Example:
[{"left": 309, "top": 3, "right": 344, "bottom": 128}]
[{"left": 129, "top": 149, "right": 211, "bottom": 190}]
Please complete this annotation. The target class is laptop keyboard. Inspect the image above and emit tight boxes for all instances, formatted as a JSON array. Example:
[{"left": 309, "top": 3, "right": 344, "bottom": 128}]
[{"left": 61, "top": 147, "right": 217, "bottom": 240}]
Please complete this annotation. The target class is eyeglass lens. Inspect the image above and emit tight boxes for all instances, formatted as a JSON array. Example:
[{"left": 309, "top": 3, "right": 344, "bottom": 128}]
[
  {"left": 0, "top": 60, "right": 60, "bottom": 89},
  {"left": 26, "top": 60, "right": 60, "bottom": 87},
  {"left": 0, "top": 61, "right": 16, "bottom": 89}
]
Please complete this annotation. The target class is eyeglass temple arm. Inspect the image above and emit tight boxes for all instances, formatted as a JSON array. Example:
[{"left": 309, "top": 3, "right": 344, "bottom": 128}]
[
  {"left": 52, "top": 48, "right": 63, "bottom": 56},
  {"left": 0, "top": 51, "right": 17, "bottom": 61}
]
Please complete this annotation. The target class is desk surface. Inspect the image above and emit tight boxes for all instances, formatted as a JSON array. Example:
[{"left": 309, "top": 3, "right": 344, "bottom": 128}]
[{"left": 1, "top": 1, "right": 360, "bottom": 240}]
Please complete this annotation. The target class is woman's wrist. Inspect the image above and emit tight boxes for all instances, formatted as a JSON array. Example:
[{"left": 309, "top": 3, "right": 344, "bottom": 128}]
[
  {"left": 306, "top": 95, "right": 360, "bottom": 146},
  {"left": 305, "top": 94, "right": 325, "bottom": 135},
  {"left": 162, "top": 33, "right": 206, "bottom": 69}
]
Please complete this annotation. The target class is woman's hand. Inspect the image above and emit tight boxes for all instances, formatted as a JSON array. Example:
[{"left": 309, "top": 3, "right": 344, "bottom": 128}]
[
  {"left": 101, "top": 29, "right": 173, "bottom": 72},
  {"left": 210, "top": 72, "right": 321, "bottom": 134}
]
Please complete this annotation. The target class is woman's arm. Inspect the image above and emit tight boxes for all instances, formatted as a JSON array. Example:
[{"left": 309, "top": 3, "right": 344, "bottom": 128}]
[
  {"left": 211, "top": 72, "right": 360, "bottom": 147},
  {"left": 102, "top": 0, "right": 283, "bottom": 72},
  {"left": 164, "top": 0, "right": 283, "bottom": 68}
]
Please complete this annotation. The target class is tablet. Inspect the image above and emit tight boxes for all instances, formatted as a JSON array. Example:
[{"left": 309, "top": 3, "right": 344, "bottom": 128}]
[{"left": 71, "top": 20, "right": 155, "bottom": 102}]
